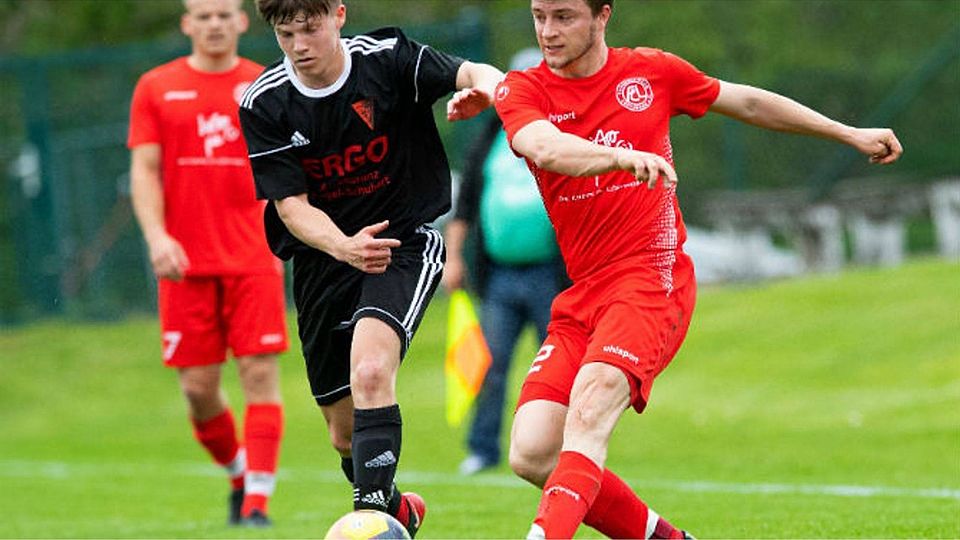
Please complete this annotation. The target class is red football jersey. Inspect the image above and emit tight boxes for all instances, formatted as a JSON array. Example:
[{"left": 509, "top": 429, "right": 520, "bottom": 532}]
[
  {"left": 128, "top": 57, "right": 279, "bottom": 275},
  {"left": 495, "top": 47, "right": 719, "bottom": 290}
]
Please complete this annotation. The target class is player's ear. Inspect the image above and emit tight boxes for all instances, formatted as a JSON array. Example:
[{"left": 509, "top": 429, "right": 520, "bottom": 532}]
[
  {"left": 180, "top": 12, "right": 191, "bottom": 37},
  {"left": 597, "top": 3, "right": 612, "bottom": 28},
  {"left": 237, "top": 9, "right": 250, "bottom": 34},
  {"left": 334, "top": 3, "right": 347, "bottom": 31}
]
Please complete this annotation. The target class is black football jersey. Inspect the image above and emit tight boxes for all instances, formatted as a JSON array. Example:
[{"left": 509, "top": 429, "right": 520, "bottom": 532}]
[{"left": 239, "top": 27, "right": 464, "bottom": 259}]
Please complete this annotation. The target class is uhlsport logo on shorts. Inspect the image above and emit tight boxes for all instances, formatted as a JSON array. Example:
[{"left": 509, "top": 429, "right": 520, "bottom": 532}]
[
  {"left": 616, "top": 77, "right": 654, "bottom": 112},
  {"left": 603, "top": 344, "right": 640, "bottom": 364}
]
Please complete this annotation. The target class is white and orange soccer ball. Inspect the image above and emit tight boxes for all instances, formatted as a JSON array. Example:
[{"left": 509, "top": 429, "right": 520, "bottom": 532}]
[{"left": 323, "top": 509, "right": 411, "bottom": 540}]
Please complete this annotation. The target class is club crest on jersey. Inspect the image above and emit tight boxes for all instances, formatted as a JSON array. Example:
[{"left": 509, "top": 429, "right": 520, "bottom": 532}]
[
  {"left": 233, "top": 82, "right": 252, "bottom": 105},
  {"left": 615, "top": 77, "right": 654, "bottom": 112},
  {"left": 352, "top": 99, "right": 375, "bottom": 130}
]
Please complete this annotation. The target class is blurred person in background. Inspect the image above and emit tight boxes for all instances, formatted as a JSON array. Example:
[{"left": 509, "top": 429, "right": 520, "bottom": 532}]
[
  {"left": 443, "top": 48, "right": 566, "bottom": 477},
  {"left": 495, "top": 0, "right": 903, "bottom": 538},
  {"left": 238, "top": 0, "right": 503, "bottom": 536},
  {"left": 128, "top": 0, "right": 288, "bottom": 528}
]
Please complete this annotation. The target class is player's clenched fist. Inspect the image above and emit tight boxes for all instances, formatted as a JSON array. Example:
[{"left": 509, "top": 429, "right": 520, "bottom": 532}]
[
  {"left": 615, "top": 148, "right": 678, "bottom": 189},
  {"left": 847, "top": 127, "right": 903, "bottom": 165}
]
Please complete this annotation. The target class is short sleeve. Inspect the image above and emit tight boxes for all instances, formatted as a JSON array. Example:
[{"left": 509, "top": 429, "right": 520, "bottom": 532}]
[
  {"left": 127, "top": 75, "right": 159, "bottom": 148},
  {"left": 493, "top": 71, "right": 548, "bottom": 144},
  {"left": 662, "top": 52, "right": 720, "bottom": 119},
  {"left": 393, "top": 28, "right": 464, "bottom": 105},
  {"left": 238, "top": 103, "right": 308, "bottom": 201}
]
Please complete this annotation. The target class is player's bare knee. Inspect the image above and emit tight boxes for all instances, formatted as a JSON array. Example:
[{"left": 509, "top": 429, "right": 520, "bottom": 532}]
[
  {"left": 567, "top": 369, "right": 628, "bottom": 434},
  {"left": 350, "top": 356, "right": 393, "bottom": 398},
  {"left": 509, "top": 447, "right": 540, "bottom": 484},
  {"left": 179, "top": 377, "right": 218, "bottom": 406},
  {"left": 328, "top": 429, "right": 352, "bottom": 456},
  {"left": 509, "top": 437, "right": 554, "bottom": 485}
]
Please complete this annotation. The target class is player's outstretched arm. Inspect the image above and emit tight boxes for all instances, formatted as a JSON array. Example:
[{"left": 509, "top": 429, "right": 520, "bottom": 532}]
[
  {"left": 274, "top": 194, "right": 401, "bottom": 274},
  {"left": 446, "top": 61, "right": 504, "bottom": 121},
  {"left": 511, "top": 119, "right": 677, "bottom": 187},
  {"left": 709, "top": 81, "right": 903, "bottom": 164}
]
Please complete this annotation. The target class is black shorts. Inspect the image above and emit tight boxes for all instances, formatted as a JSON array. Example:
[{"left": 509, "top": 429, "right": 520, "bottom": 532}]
[{"left": 292, "top": 225, "right": 444, "bottom": 406}]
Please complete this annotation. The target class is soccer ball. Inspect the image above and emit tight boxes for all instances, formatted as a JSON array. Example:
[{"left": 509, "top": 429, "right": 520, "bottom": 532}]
[{"left": 323, "top": 509, "right": 411, "bottom": 540}]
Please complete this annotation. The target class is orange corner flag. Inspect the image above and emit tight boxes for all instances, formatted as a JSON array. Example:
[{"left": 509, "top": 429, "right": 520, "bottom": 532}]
[{"left": 445, "top": 290, "right": 492, "bottom": 427}]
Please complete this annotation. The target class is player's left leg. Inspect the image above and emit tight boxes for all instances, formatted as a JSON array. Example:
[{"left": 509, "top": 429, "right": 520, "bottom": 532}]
[
  {"left": 235, "top": 354, "right": 283, "bottom": 526},
  {"left": 347, "top": 224, "right": 443, "bottom": 538},
  {"left": 349, "top": 318, "right": 417, "bottom": 525},
  {"left": 576, "top": 277, "right": 697, "bottom": 540},
  {"left": 224, "top": 272, "right": 288, "bottom": 526}
]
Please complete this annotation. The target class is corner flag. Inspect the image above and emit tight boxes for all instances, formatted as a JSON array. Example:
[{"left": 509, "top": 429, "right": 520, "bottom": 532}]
[{"left": 445, "top": 290, "right": 492, "bottom": 427}]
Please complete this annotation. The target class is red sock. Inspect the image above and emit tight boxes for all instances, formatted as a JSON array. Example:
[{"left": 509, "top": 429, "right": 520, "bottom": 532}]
[
  {"left": 241, "top": 403, "right": 283, "bottom": 516},
  {"left": 192, "top": 409, "right": 243, "bottom": 489},
  {"left": 533, "top": 451, "right": 603, "bottom": 539},
  {"left": 584, "top": 468, "right": 683, "bottom": 539}
]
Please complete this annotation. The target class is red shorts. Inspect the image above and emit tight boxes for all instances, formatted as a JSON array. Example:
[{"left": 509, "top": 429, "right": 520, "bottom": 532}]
[
  {"left": 517, "top": 253, "right": 696, "bottom": 413},
  {"left": 158, "top": 273, "right": 288, "bottom": 367}
]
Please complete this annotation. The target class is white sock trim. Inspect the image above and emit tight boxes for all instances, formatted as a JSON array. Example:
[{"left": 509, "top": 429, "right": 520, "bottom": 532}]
[
  {"left": 646, "top": 508, "right": 660, "bottom": 539},
  {"left": 245, "top": 470, "right": 277, "bottom": 496},
  {"left": 224, "top": 447, "right": 246, "bottom": 478}
]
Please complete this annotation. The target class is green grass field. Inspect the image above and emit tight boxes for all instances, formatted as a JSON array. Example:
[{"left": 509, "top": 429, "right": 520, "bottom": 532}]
[{"left": 2, "top": 258, "right": 958, "bottom": 539}]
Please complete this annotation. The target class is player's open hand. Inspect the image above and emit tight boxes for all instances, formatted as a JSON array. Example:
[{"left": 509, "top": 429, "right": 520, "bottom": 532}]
[
  {"left": 617, "top": 149, "right": 678, "bottom": 189},
  {"left": 447, "top": 87, "right": 494, "bottom": 122},
  {"left": 850, "top": 127, "right": 903, "bottom": 165},
  {"left": 147, "top": 232, "right": 190, "bottom": 281},
  {"left": 339, "top": 220, "right": 402, "bottom": 274}
]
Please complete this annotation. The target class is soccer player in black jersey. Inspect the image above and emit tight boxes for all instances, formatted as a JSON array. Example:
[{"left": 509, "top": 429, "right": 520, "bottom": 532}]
[{"left": 239, "top": 0, "right": 503, "bottom": 536}]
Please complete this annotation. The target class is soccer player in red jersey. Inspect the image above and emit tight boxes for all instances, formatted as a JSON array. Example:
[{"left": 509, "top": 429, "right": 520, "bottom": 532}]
[
  {"left": 128, "top": 0, "right": 288, "bottom": 528},
  {"left": 494, "top": 1, "right": 903, "bottom": 538}
]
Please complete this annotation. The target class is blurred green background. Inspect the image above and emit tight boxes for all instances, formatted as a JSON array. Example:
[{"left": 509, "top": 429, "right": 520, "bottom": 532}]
[
  {"left": 0, "top": 2, "right": 957, "bottom": 538},
  {"left": 0, "top": 0, "right": 958, "bottom": 323}
]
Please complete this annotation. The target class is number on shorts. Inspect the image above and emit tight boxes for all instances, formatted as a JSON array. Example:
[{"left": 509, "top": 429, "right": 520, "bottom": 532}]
[
  {"left": 162, "top": 331, "right": 182, "bottom": 361},
  {"left": 529, "top": 344, "right": 555, "bottom": 374}
]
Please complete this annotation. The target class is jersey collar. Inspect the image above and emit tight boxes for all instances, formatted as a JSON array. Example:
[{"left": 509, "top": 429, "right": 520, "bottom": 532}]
[{"left": 283, "top": 40, "right": 352, "bottom": 98}]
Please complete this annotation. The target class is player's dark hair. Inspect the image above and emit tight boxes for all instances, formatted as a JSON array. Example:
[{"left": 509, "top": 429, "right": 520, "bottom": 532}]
[
  {"left": 255, "top": 0, "right": 340, "bottom": 26},
  {"left": 585, "top": 0, "right": 613, "bottom": 16}
]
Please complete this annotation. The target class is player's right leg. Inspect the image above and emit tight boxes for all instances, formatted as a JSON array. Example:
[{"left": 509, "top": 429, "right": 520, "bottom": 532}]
[
  {"left": 160, "top": 277, "right": 244, "bottom": 525},
  {"left": 509, "top": 400, "right": 566, "bottom": 487},
  {"left": 527, "top": 362, "right": 630, "bottom": 539}
]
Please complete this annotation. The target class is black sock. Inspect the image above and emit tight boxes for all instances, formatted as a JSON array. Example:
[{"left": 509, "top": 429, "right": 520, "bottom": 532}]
[
  {"left": 341, "top": 456, "right": 354, "bottom": 484},
  {"left": 352, "top": 404, "right": 402, "bottom": 512},
  {"left": 342, "top": 453, "right": 402, "bottom": 514}
]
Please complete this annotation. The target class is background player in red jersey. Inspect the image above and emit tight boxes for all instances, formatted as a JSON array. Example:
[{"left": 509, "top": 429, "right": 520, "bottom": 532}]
[
  {"left": 239, "top": 1, "right": 502, "bottom": 537},
  {"left": 128, "top": 0, "right": 288, "bottom": 528},
  {"left": 494, "top": 1, "right": 903, "bottom": 538}
]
